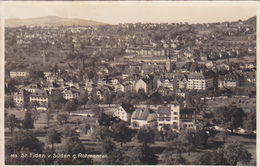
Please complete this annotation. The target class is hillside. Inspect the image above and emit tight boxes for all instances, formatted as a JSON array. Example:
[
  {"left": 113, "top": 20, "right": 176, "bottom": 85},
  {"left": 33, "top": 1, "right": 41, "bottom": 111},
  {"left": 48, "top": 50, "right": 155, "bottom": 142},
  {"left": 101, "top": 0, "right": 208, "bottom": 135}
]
[
  {"left": 5, "top": 16, "right": 108, "bottom": 27},
  {"left": 243, "top": 16, "right": 256, "bottom": 26}
]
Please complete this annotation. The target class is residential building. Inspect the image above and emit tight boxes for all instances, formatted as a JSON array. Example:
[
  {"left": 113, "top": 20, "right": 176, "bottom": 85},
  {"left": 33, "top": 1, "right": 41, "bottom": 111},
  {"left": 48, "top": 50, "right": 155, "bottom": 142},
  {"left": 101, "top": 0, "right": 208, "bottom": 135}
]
[
  {"left": 218, "top": 73, "right": 239, "bottom": 88},
  {"left": 13, "top": 90, "right": 29, "bottom": 108},
  {"left": 24, "top": 83, "right": 40, "bottom": 93},
  {"left": 187, "top": 71, "right": 214, "bottom": 90},
  {"left": 29, "top": 90, "right": 49, "bottom": 107},
  {"left": 157, "top": 99, "right": 180, "bottom": 131},
  {"left": 135, "top": 77, "right": 153, "bottom": 94},
  {"left": 62, "top": 89, "right": 80, "bottom": 100},
  {"left": 157, "top": 76, "right": 173, "bottom": 90},
  {"left": 114, "top": 103, "right": 135, "bottom": 124},
  {"left": 179, "top": 108, "right": 196, "bottom": 130},
  {"left": 175, "top": 88, "right": 186, "bottom": 98},
  {"left": 131, "top": 107, "right": 157, "bottom": 128},
  {"left": 10, "top": 69, "right": 29, "bottom": 78}
]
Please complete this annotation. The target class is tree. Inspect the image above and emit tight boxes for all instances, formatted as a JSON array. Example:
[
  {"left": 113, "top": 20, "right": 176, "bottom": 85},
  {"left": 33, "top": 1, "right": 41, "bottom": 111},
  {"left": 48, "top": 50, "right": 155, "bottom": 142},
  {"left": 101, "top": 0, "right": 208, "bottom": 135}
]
[
  {"left": 243, "top": 110, "right": 256, "bottom": 133},
  {"left": 223, "top": 141, "right": 252, "bottom": 165},
  {"left": 46, "top": 110, "right": 54, "bottom": 126},
  {"left": 49, "top": 90, "right": 67, "bottom": 110},
  {"left": 5, "top": 96, "right": 14, "bottom": 108},
  {"left": 27, "top": 69, "right": 44, "bottom": 82},
  {"left": 194, "top": 129, "right": 209, "bottom": 148},
  {"left": 5, "top": 130, "right": 44, "bottom": 165},
  {"left": 215, "top": 131, "right": 230, "bottom": 142},
  {"left": 54, "top": 135, "right": 93, "bottom": 165},
  {"left": 78, "top": 91, "right": 88, "bottom": 108},
  {"left": 63, "top": 100, "right": 77, "bottom": 114},
  {"left": 91, "top": 125, "right": 111, "bottom": 141},
  {"left": 22, "top": 111, "right": 34, "bottom": 129},
  {"left": 214, "top": 105, "right": 245, "bottom": 133},
  {"left": 102, "top": 90, "right": 112, "bottom": 106},
  {"left": 101, "top": 139, "right": 126, "bottom": 165},
  {"left": 57, "top": 113, "right": 69, "bottom": 125},
  {"left": 80, "top": 123, "right": 91, "bottom": 135},
  {"left": 62, "top": 125, "right": 79, "bottom": 139},
  {"left": 5, "top": 114, "right": 21, "bottom": 134},
  {"left": 136, "top": 125, "right": 155, "bottom": 144},
  {"left": 179, "top": 129, "right": 196, "bottom": 154},
  {"left": 111, "top": 121, "right": 133, "bottom": 147},
  {"left": 137, "top": 88, "right": 148, "bottom": 102},
  {"left": 126, "top": 143, "right": 158, "bottom": 165},
  {"left": 166, "top": 137, "right": 187, "bottom": 156},
  {"left": 162, "top": 152, "right": 187, "bottom": 165},
  {"left": 46, "top": 128, "right": 62, "bottom": 151},
  {"left": 195, "top": 141, "right": 251, "bottom": 165}
]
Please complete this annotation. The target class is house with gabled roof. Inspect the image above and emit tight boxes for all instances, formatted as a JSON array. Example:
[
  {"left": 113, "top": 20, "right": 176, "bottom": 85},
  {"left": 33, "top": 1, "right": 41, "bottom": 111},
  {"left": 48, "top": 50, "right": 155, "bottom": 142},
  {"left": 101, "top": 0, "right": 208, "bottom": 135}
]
[
  {"left": 114, "top": 103, "right": 135, "bottom": 124},
  {"left": 135, "top": 77, "right": 153, "bottom": 94},
  {"left": 62, "top": 88, "right": 80, "bottom": 100},
  {"left": 131, "top": 107, "right": 157, "bottom": 128},
  {"left": 24, "top": 83, "right": 41, "bottom": 93}
]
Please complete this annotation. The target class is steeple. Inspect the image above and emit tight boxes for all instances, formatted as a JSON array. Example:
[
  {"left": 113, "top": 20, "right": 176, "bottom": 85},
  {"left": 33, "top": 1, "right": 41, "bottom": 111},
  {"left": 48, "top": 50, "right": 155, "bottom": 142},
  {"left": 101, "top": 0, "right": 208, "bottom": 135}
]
[{"left": 172, "top": 97, "right": 179, "bottom": 105}]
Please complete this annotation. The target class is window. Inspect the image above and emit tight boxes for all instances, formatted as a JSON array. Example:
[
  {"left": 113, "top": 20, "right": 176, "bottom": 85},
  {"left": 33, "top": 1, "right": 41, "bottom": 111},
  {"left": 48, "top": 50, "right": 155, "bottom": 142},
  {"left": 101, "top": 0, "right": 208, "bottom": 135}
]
[
  {"left": 174, "top": 112, "right": 178, "bottom": 115},
  {"left": 174, "top": 117, "right": 178, "bottom": 120}
]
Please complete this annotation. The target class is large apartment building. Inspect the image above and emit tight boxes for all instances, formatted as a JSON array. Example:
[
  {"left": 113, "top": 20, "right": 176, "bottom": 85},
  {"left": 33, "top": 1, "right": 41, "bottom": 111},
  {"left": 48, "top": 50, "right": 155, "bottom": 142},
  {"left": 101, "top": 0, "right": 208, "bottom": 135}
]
[{"left": 187, "top": 71, "right": 215, "bottom": 90}]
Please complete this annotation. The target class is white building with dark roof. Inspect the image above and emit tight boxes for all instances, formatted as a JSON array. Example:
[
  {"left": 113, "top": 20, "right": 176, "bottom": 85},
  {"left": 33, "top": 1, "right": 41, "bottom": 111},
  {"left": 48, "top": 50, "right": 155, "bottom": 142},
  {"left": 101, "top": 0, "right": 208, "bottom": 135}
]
[
  {"left": 114, "top": 103, "right": 135, "bottom": 124},
  {"left": 131, "top": 108, "right": 157, "bottom": 128},
  {"left": 187, "top": 71, "right": 214, "bottom": 90},
  {"left": 29, "top": 90, "right": 49, "bottom": 107}
]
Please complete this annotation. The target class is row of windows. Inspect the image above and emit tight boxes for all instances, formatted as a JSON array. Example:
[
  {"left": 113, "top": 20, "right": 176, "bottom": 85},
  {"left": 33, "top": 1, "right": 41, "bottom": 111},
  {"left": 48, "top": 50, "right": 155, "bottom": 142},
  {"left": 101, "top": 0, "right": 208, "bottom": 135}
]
[
  {"left": 14, "top": 100, "right": 23, "bottom": 103},
  {"left": 30, "top": 97, "right": 48, "bottom": 100},
  {"left": 14, "top": 97, "right": 23, "bottom": 99}
]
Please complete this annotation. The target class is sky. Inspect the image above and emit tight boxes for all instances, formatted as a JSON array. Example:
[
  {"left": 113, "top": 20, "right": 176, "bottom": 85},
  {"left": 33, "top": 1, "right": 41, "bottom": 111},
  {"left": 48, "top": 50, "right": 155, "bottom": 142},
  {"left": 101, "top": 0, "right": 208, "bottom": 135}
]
[{"left": 1, "top": 1, "right": 257, "bottom": 24}]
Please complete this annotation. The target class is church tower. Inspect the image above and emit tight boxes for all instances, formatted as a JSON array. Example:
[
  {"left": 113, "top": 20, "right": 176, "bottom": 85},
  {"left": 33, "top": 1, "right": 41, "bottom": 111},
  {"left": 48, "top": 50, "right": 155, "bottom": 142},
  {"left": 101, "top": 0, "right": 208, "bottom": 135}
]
[
  {"left": 166, "top": 48, "right": 172, "bottom": 72},
  {"left": 42, "top": 51, "right": 46, "bottom": 65}
]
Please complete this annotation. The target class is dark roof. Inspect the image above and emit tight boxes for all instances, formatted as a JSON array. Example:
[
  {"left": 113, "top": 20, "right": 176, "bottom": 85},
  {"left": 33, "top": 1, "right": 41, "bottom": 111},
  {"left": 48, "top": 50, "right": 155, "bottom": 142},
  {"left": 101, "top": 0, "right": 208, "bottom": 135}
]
[
  {"left": 131, "top": 108, "right": 156, "bottom": 121},
  {"left": 121, "top": 103, "right": 135, "bottom": 113},
  {"left": 30, "top": 90, "right": 49, "bottom": 97},
  {"left": 180, "top": 108, "right": 195, "bottom": 115},
  {"left": 158, "top": 107, "right": 171, "bottom": 114}
]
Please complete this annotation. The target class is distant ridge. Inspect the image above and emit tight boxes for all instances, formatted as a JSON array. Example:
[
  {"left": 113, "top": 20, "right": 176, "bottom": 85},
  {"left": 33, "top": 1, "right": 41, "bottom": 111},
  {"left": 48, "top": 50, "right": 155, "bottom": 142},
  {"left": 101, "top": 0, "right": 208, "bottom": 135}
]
[
  {"left": 5, "top": 16, "right": 108, "bottom": 27},
  {"left": 243, "top": 16, "right": 256, "bottom": 26}
]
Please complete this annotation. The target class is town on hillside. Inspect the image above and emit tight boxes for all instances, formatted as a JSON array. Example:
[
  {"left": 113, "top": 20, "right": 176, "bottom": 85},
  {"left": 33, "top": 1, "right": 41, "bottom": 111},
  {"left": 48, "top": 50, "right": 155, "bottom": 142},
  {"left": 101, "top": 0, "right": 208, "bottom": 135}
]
[{"left": 4, "top": 16, "right": 256, "bottom": 165}]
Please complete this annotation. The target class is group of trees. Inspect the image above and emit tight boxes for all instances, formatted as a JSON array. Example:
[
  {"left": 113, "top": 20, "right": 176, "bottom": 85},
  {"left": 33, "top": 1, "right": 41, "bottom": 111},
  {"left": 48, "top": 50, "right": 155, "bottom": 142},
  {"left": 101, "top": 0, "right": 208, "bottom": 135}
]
[
  {"left": 5, "top": 110, "right": 36, "bottom": 135},
  {"left": 212, "top": 104, "right": 256, "bottom": 134},
  {"left": 5, "top": 126, "right": 93, "bottom": 165}
]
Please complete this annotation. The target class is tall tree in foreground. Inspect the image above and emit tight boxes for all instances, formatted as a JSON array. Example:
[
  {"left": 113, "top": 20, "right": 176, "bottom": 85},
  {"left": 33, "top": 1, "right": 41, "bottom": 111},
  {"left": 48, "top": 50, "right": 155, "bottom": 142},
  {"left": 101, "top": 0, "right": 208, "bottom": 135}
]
[
  {"left": 5, "top": 130, "right": 44, "bottom": 165},
  {"left": 136, "top": 125, "right": 155, "bottom": 144},
  {"left": 195, "top": 141, "right": 252, "bottom": 165},
  {"left": 101, "top": 139, "right": 126, "bottom": 165},
  {"left": 214, "top": 105, "right": 245, "bottom": 133},
  {"left": 5, "top": 114, "right": 21, "bottom": 135},
  {"left": 46, "top": 128, "right": 62, "bottom": 151},
  {"left": 111, "top": 121, "right": 133, "bottom": 147},
  {"left": 22, "top": 111, "right": 34, "bottom": 129},
  {"left": 243, "top": 110, "right": 256, "bottom": 133},
  {"left": 126, "top": 143, "right": 158, "bottom": 165}
]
